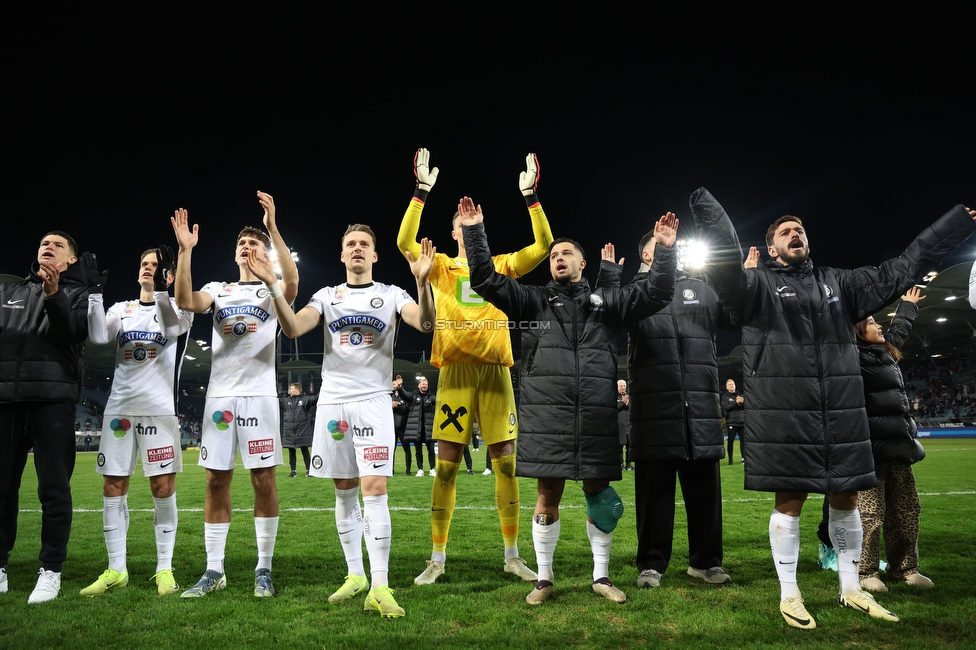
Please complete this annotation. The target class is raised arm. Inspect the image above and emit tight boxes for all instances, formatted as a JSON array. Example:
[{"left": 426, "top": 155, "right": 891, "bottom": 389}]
[
  {"left": 150, "top": 244, "right": 193, "bottom": 337},
  {"left": 246, "top": 244, "right": 320, "bottom": 338},
  {"left": 596, "top": 243, "right": 624, "bottom": 289},
  {"left": 459, "top": 197, "right": 527, "bottom": 321},
  {"left": 400, "top": 237, "right": 437, "bottom": 333},
  {"left": 510, "top": 153, "right": 555, "bottom": 276},
  {"left": 87, "top": 293, "right": 120, "bottom": 345},
  {"left": 689, "top": 188, "right": 745, "bottom": 309},
  {"left": 884, "top": 287, "right": 924, "bottom": 349},
  {"left": 170, "top": 208, "right": 214, "bottom": 314},
  {"left": 258, "top": 191, "right": 299, "bottom": 305},
  {"left": 396, "top": 147, "right": 439, "bottom": 261},
  {"left": 616, "top": 213, "right": 677, "bottom": 326},
  {"left": 847, "top": 204, "right": 976, "bottom": 321}
]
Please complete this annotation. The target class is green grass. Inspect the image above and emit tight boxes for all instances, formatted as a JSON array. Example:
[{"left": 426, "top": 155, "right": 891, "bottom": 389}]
[{"left": 2, "top": 439, "right": 974, "bottom": 649}]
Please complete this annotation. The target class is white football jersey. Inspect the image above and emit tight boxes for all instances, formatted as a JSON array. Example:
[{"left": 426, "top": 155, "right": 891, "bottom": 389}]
[
  {"left": 308, "top": 282, "right": 414, "bottom": 403},
  {"left": 94, "top": 296, "right": 193, "bottom": 416},
  {"left": 202, "top": 281, "right": 278, "bottom": 397}
]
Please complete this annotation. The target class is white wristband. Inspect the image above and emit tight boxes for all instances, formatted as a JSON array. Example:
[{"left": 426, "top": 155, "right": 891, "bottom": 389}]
[{"left": 267, "top": 281, "right": 283, "bottom": 299}]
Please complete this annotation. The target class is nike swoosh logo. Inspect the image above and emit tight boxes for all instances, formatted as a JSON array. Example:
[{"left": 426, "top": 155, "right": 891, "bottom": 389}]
[
  {"left": 160, "top": 461, "right": 173, "bottom": 468},
  {"left": 162, "top": 528, "right": 175, "bottom": 534},
  {"left": 373, "top": 537, "right": 390, "bottom": 540},
  {"left": 851, "top": 602, "right": 870, "bottom": 613},
  {"left": 509, "top": 501, "right": 519, "bottom": 505},
  {"left": 261, "top": 454, "right": 274, "bottom": 460},
  {"left": 372, "top": 463, "right": 385, "bottom": 468},
  {"left": 508, "top": 428, "right": 515, "bottom": 434},
  {"left": 782, "top": 611, "right": 811, "bottom": 626},
  {"left": 338, "top": 529, "right": 354, "bottom": 535},
  {"left": 6, "top": 299, "right": 24, "bottom": 305},
  {"left": 548, "top": 296, "right": 559, "bottom": 302},
  {"left": 778, "top": 561, "right": 795, "bottom": 565}
]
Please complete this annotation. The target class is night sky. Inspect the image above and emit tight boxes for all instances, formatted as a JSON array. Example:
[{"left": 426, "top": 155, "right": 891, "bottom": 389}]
[{"left": 8, "top": 15, "right": 974, "bottom": 362}]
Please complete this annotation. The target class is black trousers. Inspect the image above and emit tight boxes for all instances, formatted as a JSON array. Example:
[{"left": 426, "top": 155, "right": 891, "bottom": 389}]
[
  {"left": 415, "top": 439, "right": 436, "bottom": 470},
  {"left": 395, "top": 426, "right": 411, "bottom": 474},
  {"left": 287, "top": 447, "right": 311, "bottom": 472},
  {"left": 726, "top": 425, "right": 743, "bottom": 462},
  {"left": 0, "top": 402, "right": 77, "bottom": 572},
  {"left": 635, "top": 458, "right": 724, "bottom": 573}
]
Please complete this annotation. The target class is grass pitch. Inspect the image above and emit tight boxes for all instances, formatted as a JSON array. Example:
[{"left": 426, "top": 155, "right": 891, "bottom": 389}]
[{"left": 1, "top": 439, "right": 974, "bottom": 649}]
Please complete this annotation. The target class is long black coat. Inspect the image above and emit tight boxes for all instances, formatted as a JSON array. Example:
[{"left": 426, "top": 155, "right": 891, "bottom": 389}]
[
  {"left": 598, "top": 263, "right": 737, "bottom": 462},
  {"left": 463, "top": 222, "right": 675, "bottom": 480},
  {"left": 859, "top": 301, "right": 925, "bottom": 465},
  {"left": 694, "top": 189, "right": 975, "bottom": 494},
  {"left": 279, "top": 392, "right": 316, "bottom": 448},
  {"left": 403, "top": 388, "right": 435, "bottom": 442}
]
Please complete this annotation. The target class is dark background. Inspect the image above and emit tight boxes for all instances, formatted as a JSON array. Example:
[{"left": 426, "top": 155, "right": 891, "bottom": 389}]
[{"left": 7, "top": 12, "right": 974, "bottom": 363}]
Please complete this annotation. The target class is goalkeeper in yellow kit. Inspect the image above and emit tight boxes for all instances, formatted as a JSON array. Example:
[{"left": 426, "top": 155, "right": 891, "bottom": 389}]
[{"left": 398, "top": 148, "right": 553, "bottom": 585}]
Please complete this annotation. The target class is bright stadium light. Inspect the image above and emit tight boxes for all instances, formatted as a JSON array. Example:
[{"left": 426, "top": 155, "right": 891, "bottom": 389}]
[{"left": 676, "top": 239, "right": 708, "bottom": 269}]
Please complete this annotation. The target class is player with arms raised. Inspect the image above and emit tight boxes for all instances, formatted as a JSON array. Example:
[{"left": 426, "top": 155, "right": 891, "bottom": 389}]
[
  {"left": 248, "top": 223, "right": 435, "bottom": 618},
  {"left": 397, "top": 149, "right": 553, "bottom": 585},
  {"left": 81, "top": 245, "right": 193, "bottom": 597},
  {"left": 171, "top": 192, "right": 298, "bottom": 599}
]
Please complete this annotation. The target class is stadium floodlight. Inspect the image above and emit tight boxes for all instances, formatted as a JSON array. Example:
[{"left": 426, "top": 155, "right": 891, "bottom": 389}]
[{"left": 676, "top": 239, "right": 708, "bottom": 269}]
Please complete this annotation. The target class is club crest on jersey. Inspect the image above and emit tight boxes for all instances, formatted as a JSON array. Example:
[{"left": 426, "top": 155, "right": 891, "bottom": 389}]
[
  {"left": 224, "top": 317, "right": 258, "bottom": 338},
  {"left": 312, "top": 455, "right": 323, "bottom": 469},
  {"left": 125, "top": 342, "right": 158, "bottom": 362},
  {"left": 257, "top": 287, "right": 269, "bottom": 299},
  {"left": 682, "top": 288, "right": 700, "bottom": 304},
  {"left": 340, "top": 327, "right": 373, "bottom": 346},
  {"left": 823, "top": 283, "right": 839, "bottom": 303},
  {"left": 370, "top": 297, "right": 384, "bottom": 308}
]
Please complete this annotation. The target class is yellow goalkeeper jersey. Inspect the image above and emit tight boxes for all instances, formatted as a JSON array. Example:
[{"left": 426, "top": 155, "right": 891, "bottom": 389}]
[{"left": 397, "top": 193, "right": 553, "bottom": 368}]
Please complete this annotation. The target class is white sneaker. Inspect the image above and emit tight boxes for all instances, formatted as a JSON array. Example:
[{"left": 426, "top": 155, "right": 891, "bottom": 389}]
[
  {"left": 416, "top": 469, "right": 425, "bottom": 477},
  {"left": 503, "top": 557, "right": 538, "bottom": 581},
  {"left": 429, "top": 468, "right": 436, "bottom": 476},
  {"left": 0, "top": 567, "right": 7, "bottom": 594},
  {"left": 482, "top": 468, "right": 492, "bottom": 475},
  {"left": 414, "top": 560, "right": 445, "bottom": 585},
  {"left": 28, "top": 568, "right": 61, "bottom": 604}
]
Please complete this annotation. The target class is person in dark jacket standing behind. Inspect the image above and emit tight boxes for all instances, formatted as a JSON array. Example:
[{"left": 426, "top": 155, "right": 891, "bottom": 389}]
[
  {"left": 616, "top": 380, "right": 631, "bottom": 471},
  {"left": 461, "top": 197, "right": 677, "bottom": 606},
  {"left": 280, "top": 383, "right": 317, "bottom": 478},
  {"left": 854, "top": 288, "right": 933, "bottom": 592},
  {"left": 391, "top": 375, "right": 412, "bottom": 476},
  {"left": 598, "top": 219, "right": 737, "bottom": 591},
  {"left": 403, "top": 377, "right": 436, "bottom": 477},
  {"left": 0, "top": 231, "right": 102, "bottom": 604},
  {"left": 695, "top": 187, "right": 975, "bottom": 629},
  {"left": 721, "top": 379, "right": 745, "bottom": 465}
]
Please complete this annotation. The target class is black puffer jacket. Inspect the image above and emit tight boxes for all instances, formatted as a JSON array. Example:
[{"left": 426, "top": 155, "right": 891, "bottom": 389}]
[
  {"left": 694, "top": 192, "right": 975, "bottom": 495},
  {"left": 598, "top": 263, "right": 737, "bottom": 462},
  {"left": 463, "top": 222, "right": 676, "bottom": 480},
  {"left": 859, "top": 301, "right": 924, "bottom": 465},
  {"left": 403, "top": 388, "right": 435, "bottom": 442},
  {"left": 722, "top": 391, "right": 745, "bottom": 427},
  {"left": 280, "top": 392, "right": 317, "bottom": 448},
  {"left": 0, "top": 262, "right": 90, "bottom": 403}
]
